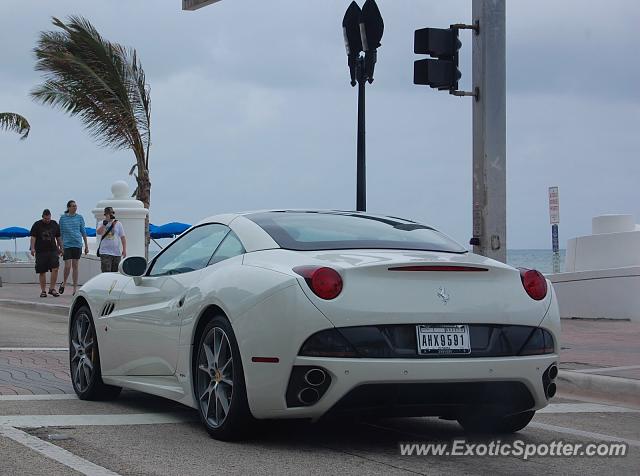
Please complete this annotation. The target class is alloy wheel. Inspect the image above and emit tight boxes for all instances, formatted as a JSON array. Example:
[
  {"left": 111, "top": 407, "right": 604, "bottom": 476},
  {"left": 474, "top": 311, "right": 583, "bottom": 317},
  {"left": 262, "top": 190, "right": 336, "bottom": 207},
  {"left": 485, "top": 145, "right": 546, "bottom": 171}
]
[
  {"left": 70, "top": 310, "right": 95, "bottom": 393},
  {"left": 197, "top": 327, "right": 234, "bottom": 428}
]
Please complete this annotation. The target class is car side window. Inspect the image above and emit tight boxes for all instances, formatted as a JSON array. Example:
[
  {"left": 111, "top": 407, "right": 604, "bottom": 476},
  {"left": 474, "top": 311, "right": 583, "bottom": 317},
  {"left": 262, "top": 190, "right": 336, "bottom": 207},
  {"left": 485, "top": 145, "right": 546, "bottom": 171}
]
[
  {"left": 209, "top": 231, "right": 245, "bottom": 266},
  {"left": 148, "top": 224, "right": 229, "bottom": 276}
]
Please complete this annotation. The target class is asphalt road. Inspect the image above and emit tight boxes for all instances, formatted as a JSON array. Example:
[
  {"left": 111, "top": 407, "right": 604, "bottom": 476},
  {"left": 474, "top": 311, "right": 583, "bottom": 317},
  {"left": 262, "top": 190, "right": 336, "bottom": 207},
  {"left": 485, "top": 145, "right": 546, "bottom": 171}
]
[
  {"left": 0, "top": 304, "right": 68, "bottom": 348},
  {"left": 0, "top": 305, "right": 638, "bottom": 475}
]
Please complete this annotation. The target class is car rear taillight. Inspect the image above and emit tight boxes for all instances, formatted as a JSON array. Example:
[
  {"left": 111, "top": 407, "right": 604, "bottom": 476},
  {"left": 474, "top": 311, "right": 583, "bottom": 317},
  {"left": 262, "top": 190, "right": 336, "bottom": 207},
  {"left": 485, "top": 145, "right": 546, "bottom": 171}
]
[
  {"left": 519, "top": 268, "right": 548, "bottom": 301},
  {"left": 293, "top": 266, "right": 343, "bottom": 300}
]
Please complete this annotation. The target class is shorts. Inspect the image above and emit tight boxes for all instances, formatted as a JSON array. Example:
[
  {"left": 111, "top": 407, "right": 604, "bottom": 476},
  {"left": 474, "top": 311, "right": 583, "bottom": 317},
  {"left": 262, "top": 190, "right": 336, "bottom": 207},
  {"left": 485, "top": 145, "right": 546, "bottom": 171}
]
[
  {"left": 63, "top": 247, "right": 82, "bottom": 260},
  {"left": 100, "top": 255, "right": 121, "bottom": 273},
  {"left": 35, "top": 251, "right": 59, "bottom": 274}
]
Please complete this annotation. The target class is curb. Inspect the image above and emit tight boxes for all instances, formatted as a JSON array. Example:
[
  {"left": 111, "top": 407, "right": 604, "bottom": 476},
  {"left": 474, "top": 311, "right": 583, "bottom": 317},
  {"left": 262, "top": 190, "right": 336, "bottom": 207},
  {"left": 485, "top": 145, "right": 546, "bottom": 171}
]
[
  {"left": 558, "top": 370, "right": 640, "bottom": 408},
  {"left": 0, "top": 299, "right": 69, "bottom": 316}
]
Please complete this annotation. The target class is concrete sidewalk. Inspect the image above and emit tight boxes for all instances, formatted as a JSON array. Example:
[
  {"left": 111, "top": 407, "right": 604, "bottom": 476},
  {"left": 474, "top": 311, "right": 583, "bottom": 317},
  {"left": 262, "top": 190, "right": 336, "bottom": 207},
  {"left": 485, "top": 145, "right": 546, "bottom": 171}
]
[
  {"left": 0, "top": 283, "right": 75, "bottom": 315},
  {"left": 558, "top": 318, "right": 639, "bottom": 407},
  {"left": 1, "top": 283, "right": 638, "bottom": 406}
]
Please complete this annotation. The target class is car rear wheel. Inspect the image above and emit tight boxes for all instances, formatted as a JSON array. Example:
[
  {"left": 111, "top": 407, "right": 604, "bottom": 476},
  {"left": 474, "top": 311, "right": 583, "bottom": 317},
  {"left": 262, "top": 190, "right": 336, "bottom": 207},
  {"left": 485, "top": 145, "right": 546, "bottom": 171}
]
[
  {"left": 457, "top": 410, "right": 535, "bottom": 434},
  {"left": 195, "top": 316, "right": 252, "bottom": 441},
  {"left": 69, "top": 305, "right": 121, "bottom": 400}
]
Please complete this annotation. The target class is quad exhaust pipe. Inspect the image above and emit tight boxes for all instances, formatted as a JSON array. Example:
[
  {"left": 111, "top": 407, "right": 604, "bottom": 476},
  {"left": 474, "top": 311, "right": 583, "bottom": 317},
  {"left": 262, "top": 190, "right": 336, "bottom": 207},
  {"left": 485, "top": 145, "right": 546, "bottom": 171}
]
[
  {"left": 297, "top": 387, "right": 320, "bottom": 405},
  {"left": 304, "top": 368, "right": 327, "bottom": 386},
  {"left": 287, "top": 366, "right": 331, "bottom": 408},
  {"left": 544, "top": 364, "right": 559, "bottom": 399},
  {"left": 546, "top": 382, "right": 557, "bottom": 398},
  {"left": 297, "top": 369, "right": 327, "bottom": 404}
]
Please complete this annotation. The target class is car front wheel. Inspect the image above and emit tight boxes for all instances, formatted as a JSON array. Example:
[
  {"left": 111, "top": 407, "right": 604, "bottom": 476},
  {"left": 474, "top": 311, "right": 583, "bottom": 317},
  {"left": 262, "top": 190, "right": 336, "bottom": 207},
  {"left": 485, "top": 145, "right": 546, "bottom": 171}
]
[
  {"left": 195, "top": 316, "right": 252, "bottom": 441},
  {"left": 69, "top": 305, "right": 121, "bottom": 400}
]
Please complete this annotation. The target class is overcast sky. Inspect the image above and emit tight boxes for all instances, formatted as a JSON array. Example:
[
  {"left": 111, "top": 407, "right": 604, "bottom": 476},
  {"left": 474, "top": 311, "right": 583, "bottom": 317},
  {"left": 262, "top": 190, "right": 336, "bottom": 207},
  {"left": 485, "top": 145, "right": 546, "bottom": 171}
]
[{"left": 1, "top": 0, "right": 639, "bottom": 249}]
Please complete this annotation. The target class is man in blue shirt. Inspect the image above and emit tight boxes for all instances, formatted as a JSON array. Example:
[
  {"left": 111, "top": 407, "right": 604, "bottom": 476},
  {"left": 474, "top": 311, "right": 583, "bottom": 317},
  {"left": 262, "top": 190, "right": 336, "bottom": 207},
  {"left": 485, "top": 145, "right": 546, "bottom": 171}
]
[{"left": 59, "top": 200, "right": 89, "bottom": 295}]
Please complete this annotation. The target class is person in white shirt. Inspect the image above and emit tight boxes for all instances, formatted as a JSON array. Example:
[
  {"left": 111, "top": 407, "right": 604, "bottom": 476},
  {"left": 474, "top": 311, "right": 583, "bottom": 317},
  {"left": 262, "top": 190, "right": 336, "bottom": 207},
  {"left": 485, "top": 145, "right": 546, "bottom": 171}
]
[{"left": 96, "top": 207, "right": 127, "bottom": 272}]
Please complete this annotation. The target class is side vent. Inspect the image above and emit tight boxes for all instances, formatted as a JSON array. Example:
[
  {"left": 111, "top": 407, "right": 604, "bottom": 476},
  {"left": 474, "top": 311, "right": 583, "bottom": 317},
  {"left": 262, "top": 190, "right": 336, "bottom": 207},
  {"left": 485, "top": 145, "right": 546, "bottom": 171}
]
[{"left": 100, "top": 302, "right": 116, "bottom": 317}]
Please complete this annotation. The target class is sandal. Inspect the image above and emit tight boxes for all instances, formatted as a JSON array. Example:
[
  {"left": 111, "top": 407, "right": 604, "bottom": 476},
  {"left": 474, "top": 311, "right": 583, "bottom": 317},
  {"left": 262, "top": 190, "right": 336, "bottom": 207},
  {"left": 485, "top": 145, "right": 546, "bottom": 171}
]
[
  {"left": 48, "top": 289, "right": 60, "bottom": 297},
  {"left": 40, "top": 292, "right": 47, "bottom": 298},
  {"left": 58, "top": 284, "right": 65, "bottom": 295}
]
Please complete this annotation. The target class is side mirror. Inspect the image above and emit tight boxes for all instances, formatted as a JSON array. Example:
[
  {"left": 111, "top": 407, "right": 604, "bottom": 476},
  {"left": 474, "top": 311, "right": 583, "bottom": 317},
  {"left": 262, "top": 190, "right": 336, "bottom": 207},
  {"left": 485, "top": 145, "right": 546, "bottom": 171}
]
[{"left": 119, "top": 256, "right": 148, "bottom": 277}]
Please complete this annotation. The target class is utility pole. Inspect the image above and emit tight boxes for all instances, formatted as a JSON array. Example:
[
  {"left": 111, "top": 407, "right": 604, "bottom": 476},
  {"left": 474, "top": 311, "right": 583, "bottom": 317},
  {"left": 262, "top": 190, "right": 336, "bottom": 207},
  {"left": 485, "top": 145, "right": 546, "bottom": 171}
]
[{"left": 471, "top": 0, "right": 506, "bottom": 262}]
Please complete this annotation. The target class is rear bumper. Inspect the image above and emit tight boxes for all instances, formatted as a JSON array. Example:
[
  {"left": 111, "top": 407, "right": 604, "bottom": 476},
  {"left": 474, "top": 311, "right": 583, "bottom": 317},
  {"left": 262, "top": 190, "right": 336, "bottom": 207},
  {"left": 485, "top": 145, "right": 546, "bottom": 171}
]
[
  {"left": 250, "top": 353, "right": 558, "bottom": 420},
  {"left": 240, "top": 281, "right": 561, "bottom": 420}
]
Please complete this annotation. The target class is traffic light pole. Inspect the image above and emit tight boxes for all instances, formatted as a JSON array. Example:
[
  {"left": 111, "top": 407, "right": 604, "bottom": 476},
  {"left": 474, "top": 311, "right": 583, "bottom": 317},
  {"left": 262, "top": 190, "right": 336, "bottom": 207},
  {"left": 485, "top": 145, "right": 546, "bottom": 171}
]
[
  {"left": 471, "top": 0, "right": 506, "bottom": 262},
  {"left": 356, "top": 57, "right": 367, "bottom": 212}
]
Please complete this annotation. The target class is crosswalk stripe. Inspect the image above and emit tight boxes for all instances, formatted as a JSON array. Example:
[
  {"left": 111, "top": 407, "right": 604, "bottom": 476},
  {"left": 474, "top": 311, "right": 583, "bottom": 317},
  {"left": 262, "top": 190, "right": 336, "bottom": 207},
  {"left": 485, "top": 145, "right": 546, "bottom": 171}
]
[
  {"left": 529, "top": 422, "right": 640, "bottom": 448},
  {"left": 539, "top": 403, "right": 639, "bottom": 413},
  {"left": 0, "top": 425, "right": 121, "bottom": 476},
  {"left": 0, "top": 348, "right": 67, "bottom": 351},
  {"left": 573, "top": 365, "right": 640, "bottom": 374},
  {"left": 0, "top": 412, "right": 197, "bottom": 428},
  {"left": 0, "top": 394, "right": 77, "bottom": 401}
]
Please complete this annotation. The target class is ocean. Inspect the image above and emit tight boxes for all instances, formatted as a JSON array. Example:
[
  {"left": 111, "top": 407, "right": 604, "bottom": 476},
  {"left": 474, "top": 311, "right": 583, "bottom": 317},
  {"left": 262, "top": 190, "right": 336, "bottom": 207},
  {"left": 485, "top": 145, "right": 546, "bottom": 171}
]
[{"left": 507, "top": 249, "right": 566, "bottom": 274}]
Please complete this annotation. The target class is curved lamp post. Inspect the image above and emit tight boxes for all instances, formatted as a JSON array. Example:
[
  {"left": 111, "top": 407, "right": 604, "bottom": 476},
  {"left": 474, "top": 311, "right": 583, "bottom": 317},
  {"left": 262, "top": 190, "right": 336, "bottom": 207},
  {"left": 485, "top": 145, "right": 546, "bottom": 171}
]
[{"left": 342, "top": 0, "right": 383, "bottom": 212}]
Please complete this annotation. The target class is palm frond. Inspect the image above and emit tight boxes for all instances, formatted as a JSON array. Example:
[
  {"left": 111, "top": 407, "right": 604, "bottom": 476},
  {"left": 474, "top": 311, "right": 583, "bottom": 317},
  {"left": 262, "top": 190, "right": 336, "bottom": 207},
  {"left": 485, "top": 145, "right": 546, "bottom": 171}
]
[
  {"left": 0, "top": 112, "right": 31, "bottom": 139},
  {"left": 31, "top": 16, "right": 150, "bottom": 166}
]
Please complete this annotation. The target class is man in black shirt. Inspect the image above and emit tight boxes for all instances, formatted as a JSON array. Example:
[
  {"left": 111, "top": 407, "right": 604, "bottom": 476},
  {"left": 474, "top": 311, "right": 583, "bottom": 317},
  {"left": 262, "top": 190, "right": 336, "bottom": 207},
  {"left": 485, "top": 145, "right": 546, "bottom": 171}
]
[{"left": 29, "top": 209, "right": 62, "bottom": 298}]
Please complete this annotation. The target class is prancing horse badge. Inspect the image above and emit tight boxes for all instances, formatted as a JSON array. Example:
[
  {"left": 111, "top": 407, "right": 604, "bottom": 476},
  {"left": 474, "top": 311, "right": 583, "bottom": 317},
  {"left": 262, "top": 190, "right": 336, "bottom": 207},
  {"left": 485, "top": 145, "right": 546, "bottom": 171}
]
[{"left": 437, "top": 287, "right": 450, "bottom": 304}]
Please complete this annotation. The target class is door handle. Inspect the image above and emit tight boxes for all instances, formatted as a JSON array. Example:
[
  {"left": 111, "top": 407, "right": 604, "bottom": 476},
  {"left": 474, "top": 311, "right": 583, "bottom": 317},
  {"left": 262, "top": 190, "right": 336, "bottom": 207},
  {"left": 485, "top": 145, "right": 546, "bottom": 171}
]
[{"left": 178, "top": 295, "right": 186, "bottom": 308}]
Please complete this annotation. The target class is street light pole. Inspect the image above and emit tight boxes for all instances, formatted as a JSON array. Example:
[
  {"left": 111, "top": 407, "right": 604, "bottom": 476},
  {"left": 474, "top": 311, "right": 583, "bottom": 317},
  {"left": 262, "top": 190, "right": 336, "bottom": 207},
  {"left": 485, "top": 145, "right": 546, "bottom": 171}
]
[
  {"left": 343, "top": 0, "right": 383, "bottom": 213},
  {"left": 356, "top": 58, "right": 366, "bottom": 211},
  {"left": 471, "top": 0, "right": 506, "bottom": 262}
]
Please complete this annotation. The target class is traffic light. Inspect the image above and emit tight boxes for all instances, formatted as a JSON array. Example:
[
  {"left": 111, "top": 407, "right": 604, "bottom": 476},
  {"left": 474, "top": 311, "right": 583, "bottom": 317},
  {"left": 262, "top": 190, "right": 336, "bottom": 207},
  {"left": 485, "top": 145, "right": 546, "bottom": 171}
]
[{"left": 413, "top": 27, "right": 461, "bottom": 90}]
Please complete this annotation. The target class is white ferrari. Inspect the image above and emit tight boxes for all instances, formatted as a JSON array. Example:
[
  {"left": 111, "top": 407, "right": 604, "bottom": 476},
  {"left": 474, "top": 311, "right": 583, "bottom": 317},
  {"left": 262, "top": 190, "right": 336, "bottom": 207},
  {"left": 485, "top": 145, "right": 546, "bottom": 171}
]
[{"left": 69, "top": 210, "right": 560, "bottom": 440}]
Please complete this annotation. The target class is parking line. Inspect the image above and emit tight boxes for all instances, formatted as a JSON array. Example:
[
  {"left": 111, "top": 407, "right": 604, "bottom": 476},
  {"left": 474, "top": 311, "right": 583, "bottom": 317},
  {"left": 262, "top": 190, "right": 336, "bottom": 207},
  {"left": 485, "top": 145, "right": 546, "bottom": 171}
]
[
  {"left": 539, "top": 403, "right": 639, "bottom": 413},
  {"left": 529, "top": 422, "right": 640, "bottom": 448},
  {"left": 0, "top": 348, "right": 68, "bottom": 352},
  {"left": 0, "top": 412, "right": 197, "bottom": 427},
  {"left": 0, "top": 425, "right": 121, "bottom": 476},
  {"left": 0, "top": 394, "right": 77, "bottom": 401},
  {"left": 573, "top": 365, "right": 640, "bottom": 374}
]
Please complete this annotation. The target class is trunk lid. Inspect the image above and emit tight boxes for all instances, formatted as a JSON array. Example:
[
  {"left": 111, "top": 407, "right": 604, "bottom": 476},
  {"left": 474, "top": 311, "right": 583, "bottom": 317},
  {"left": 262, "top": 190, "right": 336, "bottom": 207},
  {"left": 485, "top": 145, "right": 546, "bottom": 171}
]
[{"left": 286, "top": 249, "right": 550, "bottom": 327}]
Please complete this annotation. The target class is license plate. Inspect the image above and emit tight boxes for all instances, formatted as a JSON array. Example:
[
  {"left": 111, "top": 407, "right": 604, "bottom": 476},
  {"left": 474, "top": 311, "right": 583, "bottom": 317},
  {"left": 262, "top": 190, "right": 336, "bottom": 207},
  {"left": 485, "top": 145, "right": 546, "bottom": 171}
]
[{"left": 416, "top": 324, "right": 471, "bottom": 355}]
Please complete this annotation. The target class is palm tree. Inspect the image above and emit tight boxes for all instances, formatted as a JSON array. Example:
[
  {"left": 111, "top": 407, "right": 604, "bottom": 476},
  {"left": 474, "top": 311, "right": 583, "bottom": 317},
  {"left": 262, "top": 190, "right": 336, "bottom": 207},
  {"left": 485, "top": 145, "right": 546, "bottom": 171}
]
[
  {"left": 31, "top": 16, "right": 152, "bottom": 252},
  {"left": 0, "top": 112, "right": 30, "bottom": 139}
]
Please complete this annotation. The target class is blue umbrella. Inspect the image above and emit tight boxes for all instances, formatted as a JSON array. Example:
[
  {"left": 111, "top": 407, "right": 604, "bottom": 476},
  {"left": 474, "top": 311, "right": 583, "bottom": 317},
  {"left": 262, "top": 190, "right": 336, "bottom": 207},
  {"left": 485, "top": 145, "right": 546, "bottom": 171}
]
[
  {"left": 0, "top": 227, "right": 30, "bottom": 254},
  {"left": 0, "top": 227, "right": 30, "bottom": 238},
  {"left": 149, "top": 222, "right": 191, "bottom": 239},
  {"left": 149, "top": 223, "right": 172, "bottom": 239},
  {"left": 158, "top": 222, "right": 191, "bottom": 237}
]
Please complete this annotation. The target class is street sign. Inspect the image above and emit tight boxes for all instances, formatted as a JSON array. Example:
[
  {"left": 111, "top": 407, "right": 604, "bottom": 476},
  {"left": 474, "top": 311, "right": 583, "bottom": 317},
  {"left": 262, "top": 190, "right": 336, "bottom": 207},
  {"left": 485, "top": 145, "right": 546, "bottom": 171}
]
[
  {"left": 548, "top": 186, "right": 560, "bottom": 225},
  {"left": 549, "top": 186, "right": 561, "bottom": 272},
  {"left": 182, "top": 0, "right": 222, "bottom": 10}
]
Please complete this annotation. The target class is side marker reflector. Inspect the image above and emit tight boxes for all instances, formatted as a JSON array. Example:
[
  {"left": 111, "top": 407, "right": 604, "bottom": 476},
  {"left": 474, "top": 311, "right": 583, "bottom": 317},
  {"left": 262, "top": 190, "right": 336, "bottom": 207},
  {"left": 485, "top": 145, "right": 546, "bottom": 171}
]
[{"left": 251, "top": 357, "right": 280, "bottom": 363}]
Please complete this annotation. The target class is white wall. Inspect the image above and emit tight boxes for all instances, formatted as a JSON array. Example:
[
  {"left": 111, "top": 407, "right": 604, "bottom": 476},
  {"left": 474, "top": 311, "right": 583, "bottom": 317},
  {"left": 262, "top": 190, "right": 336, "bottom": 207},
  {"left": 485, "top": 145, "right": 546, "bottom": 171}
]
[
  {"left": 0, "top": 255, "right": 101, "bottom": 285},
  {"left": 565, "top": 214, "right": 640, "bottom": 272},
  {"left": 566, "top": 232, "right": 640, "bottom": 272},
  {"left": 550, "top": 267, "right": 640, "bottom": 321}
]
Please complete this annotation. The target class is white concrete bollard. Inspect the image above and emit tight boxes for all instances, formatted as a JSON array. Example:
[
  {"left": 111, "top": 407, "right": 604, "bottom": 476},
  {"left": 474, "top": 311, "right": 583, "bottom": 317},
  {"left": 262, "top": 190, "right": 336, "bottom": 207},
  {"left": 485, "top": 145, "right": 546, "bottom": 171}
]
[
  {"left": 92, "top": 181, "right": 149, "bottom": 258},
  {"left": 592, "top": 214, "right": 635, "bottom": 235}
]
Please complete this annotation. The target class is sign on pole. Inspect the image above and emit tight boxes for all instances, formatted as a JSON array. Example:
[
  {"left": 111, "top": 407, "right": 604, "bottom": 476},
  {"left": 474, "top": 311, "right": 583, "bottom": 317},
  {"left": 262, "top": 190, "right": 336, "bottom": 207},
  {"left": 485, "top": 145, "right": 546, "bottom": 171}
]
[
  {"left": 548, "top": 186, "right": 560, "bottom": 273},
  {"left": 182, "top": 0, "right": 222, "bottom": 10},
  {"left": 548, "top": 186, "right": 560, "bottom": 225}
]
